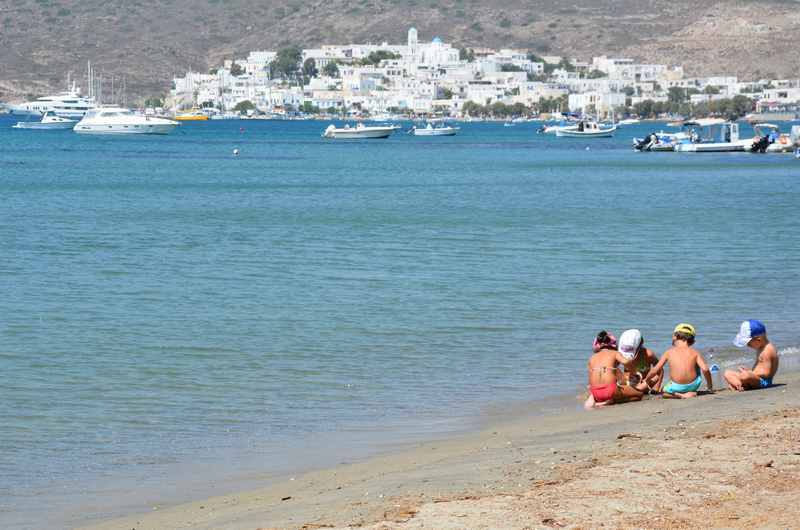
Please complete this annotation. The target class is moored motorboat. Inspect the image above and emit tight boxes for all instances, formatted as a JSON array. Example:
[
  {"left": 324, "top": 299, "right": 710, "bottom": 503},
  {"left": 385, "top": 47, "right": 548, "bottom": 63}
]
[
  {"left": 174, "top": 108, "right": 209, "bottom": 121},
  {"left": 673, "top": 120, "right": 749, "bottom": 152},
  {"left": 410, "top": 121, "right": 459, "bottom": 136},
  {"left": 322, "top": 123, "right": 397, "bottom": 139},
  {"left": 747, "top": 123, "right": 796, "bottom": 153},
  {"left": 12, "top": 111, "right": 77, "bottom": 130},
  {"left": 633, "top": 131, "right": 689, "bottom": 152},
  {"left": 555, "top": 120, "right": 616, "bottom": 138},
  {"left": 74, "top": 107, "right": 179, "bottom": 134}
]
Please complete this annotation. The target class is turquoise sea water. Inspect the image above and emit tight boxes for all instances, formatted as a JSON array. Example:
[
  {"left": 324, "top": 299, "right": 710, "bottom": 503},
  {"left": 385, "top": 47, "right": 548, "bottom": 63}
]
[{"left": 2, "top": 117, "right": 799, "bottom": 528}]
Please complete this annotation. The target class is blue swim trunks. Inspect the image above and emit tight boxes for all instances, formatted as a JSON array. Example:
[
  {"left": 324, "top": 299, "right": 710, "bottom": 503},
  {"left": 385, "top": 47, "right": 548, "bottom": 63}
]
[
  {"left": 663, "top": 374, "right": 703, "bottom": 394},
  {"left": 759, "top": 377, "right": 773, "bottom": 388}
]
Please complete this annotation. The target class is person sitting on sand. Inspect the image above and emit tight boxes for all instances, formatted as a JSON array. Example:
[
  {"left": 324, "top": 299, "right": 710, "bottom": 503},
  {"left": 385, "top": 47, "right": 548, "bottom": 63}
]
[
  {"left": 723, "top": 320, "right": 778, "bottom": 391},
  {"left": 646, "top": 323, "right": 713, "bottom": 399},
  {"left": 618, "top": 329, "right": 662, "bottom": 394},
  {"left": 585, "top": 330, "right": 643, "bottom": 409}
]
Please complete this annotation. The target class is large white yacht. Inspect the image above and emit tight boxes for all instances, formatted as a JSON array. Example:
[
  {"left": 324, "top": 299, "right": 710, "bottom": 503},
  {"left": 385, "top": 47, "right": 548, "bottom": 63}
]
[
  {"left": 74, "top": 107, "right": 179, "bottom": 135},
  {"left": 7, "top": 83, "right": 97, "bottom": 119}
]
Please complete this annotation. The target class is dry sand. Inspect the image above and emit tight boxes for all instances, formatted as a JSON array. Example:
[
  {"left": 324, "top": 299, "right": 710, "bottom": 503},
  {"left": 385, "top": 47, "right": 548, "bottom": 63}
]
[{"left": 78, "top": 372, "right": 800, "bottom": 530}]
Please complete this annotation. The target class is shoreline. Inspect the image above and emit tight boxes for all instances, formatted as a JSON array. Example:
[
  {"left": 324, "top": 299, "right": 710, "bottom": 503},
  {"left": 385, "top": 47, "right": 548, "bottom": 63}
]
[{"left": 77, "top": 370, "right": 800, "bottom": 530}]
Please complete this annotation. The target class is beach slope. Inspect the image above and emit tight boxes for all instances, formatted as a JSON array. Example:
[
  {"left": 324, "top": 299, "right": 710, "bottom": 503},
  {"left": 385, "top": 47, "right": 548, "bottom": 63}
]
[{"left": 79, "top": 373, "right": 800, "bottom": 530}]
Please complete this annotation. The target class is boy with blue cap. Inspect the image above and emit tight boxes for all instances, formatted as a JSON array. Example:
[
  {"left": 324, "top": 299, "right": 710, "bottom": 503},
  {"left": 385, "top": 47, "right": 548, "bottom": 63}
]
[{"left": 724, "top": 320, "right": 778, "bottom": 391}]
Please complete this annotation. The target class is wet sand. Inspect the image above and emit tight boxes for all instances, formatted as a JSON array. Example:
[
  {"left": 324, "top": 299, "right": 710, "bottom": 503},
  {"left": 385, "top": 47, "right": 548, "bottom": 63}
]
[{"left": 78, "top": 372, "right": 800, "bottom": 530}]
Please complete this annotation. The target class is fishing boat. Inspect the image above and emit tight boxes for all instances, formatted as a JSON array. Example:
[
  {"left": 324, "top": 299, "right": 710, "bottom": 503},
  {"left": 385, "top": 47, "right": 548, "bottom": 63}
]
[
  {"left": 322, "top": 123, "right": 397, "bottom": 139},
  {"left": 555, "top": 120, "right": 616, "bottom": 138},
  {"left": 673, "top": 120, "right": 749, "bottom": 152},
  {"left": 74, "top": 107, "right": 179, "bottom": 134},
  {"left": 12, "top": 111, "right": 77, "bottom": 130},
  {"left": 410, "top": 120, "right": 459, "bottom": 136}
]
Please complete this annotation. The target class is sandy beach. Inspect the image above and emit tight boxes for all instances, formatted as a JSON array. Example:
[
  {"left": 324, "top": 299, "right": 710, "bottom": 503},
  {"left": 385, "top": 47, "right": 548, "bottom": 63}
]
[{"left": 76, "top": 370, "right": 800, "bottom": 530}]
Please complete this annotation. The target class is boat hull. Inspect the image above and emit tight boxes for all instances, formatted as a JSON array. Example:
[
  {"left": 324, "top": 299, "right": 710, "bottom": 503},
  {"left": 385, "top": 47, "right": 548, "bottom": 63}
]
[
  {"left": 330, "top": 130, "right": 393, "bottom": 139},
  {"left": 74, "top": 123, "right": 177, "bottom": 135},
  {"left": 556, "top": 127, "right": 616, "bottom": 138},
  {"left": 674, "top": 142, "right": 745, "bottom": 153},
  {"left": 412, "top": 127, "right": 459, "bottom": 136},
  {"left": 12, "top": 121, "right": 76, "bottom": 130},
  {"left": 323, "top": 125, "right": 397, "bottom": 139}
]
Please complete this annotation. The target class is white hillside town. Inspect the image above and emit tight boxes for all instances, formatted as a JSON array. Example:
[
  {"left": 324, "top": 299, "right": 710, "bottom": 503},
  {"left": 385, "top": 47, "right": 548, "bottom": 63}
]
[{"left": 167, "top": 28, "right": 800, "bottom": 120}]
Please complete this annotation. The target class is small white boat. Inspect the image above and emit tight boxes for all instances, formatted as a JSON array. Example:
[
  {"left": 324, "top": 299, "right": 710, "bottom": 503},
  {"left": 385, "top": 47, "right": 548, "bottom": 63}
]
[
  {"left": 503, "top": 120, "right": 514, "bottom": 127},
  {"left": 410, "top": 121, "right": 459, "bottom": 136},
  {"left": 556, "top": 121, "right": 616, "bottom": 138},
  {"left": 633, "top": 131, "right": 690, "bottom": 152},
  {"left": 12, "top": 111, "right": 76, "bottom": 130},
  {"left": 617, "top": 118, "right": 641, "bottom": 125},
  {"left": 541, "top": 123, "right": 572, "bottom": 134},
  {"left": 674, "top": 120, "right": 748, "bottom": 152},
  {"left": 322, "top": 123, "right": 397, "bottom": 139},
  {"left": 747, "top": 123, "right": 796, "bottom": 153},
  {"left": 74, "top": 107, "right": 179, "bottom": 135}
]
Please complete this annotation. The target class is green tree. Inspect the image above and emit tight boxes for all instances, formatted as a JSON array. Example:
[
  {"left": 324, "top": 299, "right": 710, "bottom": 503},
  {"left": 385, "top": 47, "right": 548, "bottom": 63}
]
[
  {"left": 667, "top": 86, "right": 687, "bottom": 104},
  {"left": 583, "top": 69, "right": 607, "bottom": 79},
  {"left": 322, "top": 61, "right": 340, "bottom": 77},
  {"left": 527, "top": 52, "right": 544, "bottom": 63},
  {"left": 623, "top": 86, "right": 636, "bottom": 97},
  {"left": 233, "top": 100, "right": 256, "bottom": 114},
  {"left": 461, "top": 101, "right": 486, "bottom": 116},
  {"left": 230, "top": 62, "right": 244, "bottom": 76},
  {"left": 703, "top": 85, "right": 720, "bottom": 95},
  {"left": 439, "top": 87, "right": 454, "bottom": 99},
  {"left": 359, "top": 50, "right": 400, "bottom": 66},
  {"left": 302, "top": 58, "right": 318, "bottom": 78},
  {"left": 144, "top": 96, "right": 164, "bottom": 108},
  {"left": 459, "top": 47, "right": 476, "bottom": 62},
  {"left": 301, "top": 101, "right": 320, "bottom": 113},
  {"left": 557, "top": 59, "right": 575, "bottom": 72},
  {"left": 729, "top": 95, "right": 754, "bottom": 119},
  {"left": 270, "top": 46, "right": 302, "bottom": 79},
  {"left": 500, "top": 64, "right": 524, "bottom": 72}
]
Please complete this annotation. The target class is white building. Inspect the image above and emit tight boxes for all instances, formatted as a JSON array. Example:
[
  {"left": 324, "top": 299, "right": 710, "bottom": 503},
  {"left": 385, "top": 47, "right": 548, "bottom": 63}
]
[{"left": 568, "top": 91, "right": 626, "bottom": 115}]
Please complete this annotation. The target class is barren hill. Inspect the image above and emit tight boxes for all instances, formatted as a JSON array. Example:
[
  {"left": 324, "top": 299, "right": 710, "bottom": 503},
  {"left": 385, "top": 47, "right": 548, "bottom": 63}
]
[{"left": 1, "top": 0, "right": 799, "bottom": 101}]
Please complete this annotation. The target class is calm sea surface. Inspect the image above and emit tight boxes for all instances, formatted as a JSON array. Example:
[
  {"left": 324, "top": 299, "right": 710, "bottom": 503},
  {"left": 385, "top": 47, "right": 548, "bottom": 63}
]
[{"left": 2, "top": 117, "right": 799, "bottom": 528}]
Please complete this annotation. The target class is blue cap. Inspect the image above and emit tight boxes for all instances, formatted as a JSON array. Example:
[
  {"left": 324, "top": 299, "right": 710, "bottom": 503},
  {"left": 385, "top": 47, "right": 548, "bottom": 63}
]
[{"left": 733, "top": 319, "right": 766, "bottom": 347}]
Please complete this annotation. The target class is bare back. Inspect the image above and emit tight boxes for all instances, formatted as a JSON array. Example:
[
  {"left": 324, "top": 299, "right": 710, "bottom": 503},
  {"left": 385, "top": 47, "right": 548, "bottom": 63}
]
[
  {"left": 588, "top": 349, "right": 622, "bottom": 386},
  {"left": 662, "top": 345, "right": 707, "bottom": 384}
]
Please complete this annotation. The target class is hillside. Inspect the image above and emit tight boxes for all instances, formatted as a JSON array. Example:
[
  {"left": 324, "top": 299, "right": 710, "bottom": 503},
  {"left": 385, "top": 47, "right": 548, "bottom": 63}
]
[{"left": 1, "top": 0, "right": 799, "bottom": 101}]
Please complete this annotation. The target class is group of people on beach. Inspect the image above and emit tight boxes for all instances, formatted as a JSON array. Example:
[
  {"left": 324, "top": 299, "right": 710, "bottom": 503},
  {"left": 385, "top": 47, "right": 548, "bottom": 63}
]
[{"left": 585, "top": 320, "right": 779, "bottom": 409}]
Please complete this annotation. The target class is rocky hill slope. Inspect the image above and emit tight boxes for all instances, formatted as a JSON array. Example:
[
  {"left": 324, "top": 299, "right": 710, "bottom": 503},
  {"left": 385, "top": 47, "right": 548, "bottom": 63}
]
[{"left": 1, "top": 0, "right": 799, "bottom": 100}]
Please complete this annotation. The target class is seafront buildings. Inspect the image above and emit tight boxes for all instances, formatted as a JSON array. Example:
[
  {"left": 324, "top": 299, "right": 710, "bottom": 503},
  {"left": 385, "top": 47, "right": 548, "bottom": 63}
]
[{"left": 169, "top": 28, "right": 800, "bottom": 118}]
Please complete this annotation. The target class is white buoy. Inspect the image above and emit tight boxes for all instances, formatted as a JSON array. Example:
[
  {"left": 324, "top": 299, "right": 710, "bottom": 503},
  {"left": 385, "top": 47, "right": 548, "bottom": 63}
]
[
  {"left": 585, "top": 146, "right": 590, "bottom": 151},
  {"left": 233, "top": 148, "right": 240, "bottom": 157}
]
